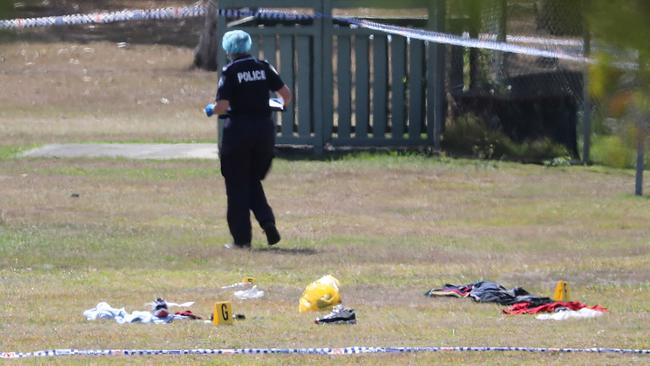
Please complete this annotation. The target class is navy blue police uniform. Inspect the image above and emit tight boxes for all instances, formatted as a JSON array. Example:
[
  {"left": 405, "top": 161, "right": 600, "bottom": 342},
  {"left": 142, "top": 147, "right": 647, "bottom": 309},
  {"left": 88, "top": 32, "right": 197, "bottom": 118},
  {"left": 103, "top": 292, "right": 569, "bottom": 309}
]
[{"left": 216, "top": 55, "right": 285, "bottom": 246}]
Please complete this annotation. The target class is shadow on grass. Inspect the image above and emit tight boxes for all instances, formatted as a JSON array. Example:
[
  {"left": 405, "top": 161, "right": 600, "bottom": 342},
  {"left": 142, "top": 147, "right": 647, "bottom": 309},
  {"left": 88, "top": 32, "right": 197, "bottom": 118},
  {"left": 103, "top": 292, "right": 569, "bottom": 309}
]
[
  {"left": 274, "top": 145, "right": 438, "bottom": 162},
  {"left": 254, "top": 246, "right": 319, "bottom": 255}
]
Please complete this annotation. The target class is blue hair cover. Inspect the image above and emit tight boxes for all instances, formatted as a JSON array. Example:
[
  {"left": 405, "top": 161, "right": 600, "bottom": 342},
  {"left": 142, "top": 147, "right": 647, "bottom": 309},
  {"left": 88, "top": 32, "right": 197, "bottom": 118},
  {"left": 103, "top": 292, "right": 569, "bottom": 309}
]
[{"left": 222, "top": 30, "right": 252, "bottom": 54}]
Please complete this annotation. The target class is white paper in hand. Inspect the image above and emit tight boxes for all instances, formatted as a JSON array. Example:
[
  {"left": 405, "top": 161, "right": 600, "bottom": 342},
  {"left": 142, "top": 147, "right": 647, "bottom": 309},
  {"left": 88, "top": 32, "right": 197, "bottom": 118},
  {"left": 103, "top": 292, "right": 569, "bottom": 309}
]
[{"left": 269, "top": 98, "right": 285, "bottom": 112}]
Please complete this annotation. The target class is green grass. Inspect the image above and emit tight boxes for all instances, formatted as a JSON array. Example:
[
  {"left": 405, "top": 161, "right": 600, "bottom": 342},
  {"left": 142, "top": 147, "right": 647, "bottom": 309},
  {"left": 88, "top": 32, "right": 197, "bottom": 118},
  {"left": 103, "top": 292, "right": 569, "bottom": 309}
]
[
  {"left": 37, "top": 163, "right": 219, "bottom": 180},
  {"left": 1, "top": 38, "right": 649, "bottom": 364},
  {"left": 0, "top": 145, "right": 31, "bottom": 160},
  {"left": 1, "top": 153, "right": 649, "bottom": 365}
]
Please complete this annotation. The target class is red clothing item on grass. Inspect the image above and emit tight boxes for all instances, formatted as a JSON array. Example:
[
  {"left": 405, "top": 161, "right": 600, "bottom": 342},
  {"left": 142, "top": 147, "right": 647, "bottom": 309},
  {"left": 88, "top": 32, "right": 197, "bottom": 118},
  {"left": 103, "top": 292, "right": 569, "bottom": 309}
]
[
  {"left": 504, "top": 301, "right": 608, "bottom": 315},
  {"left": 175, "top": 310, "right": 202, "bottom": 319}
]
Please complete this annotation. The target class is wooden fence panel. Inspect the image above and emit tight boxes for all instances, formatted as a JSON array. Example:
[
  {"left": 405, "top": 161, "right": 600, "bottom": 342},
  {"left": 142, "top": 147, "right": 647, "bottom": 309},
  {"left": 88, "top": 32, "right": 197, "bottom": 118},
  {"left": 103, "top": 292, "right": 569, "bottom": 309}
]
[
  {"left": 215, "top": 0, "right": 440, "bottom": 151},
  {"left": 250, "top": 34, "right": 260, "bottom": 58},
  {"left": 372, "top": 35, "right": 388, "bottom": 139},
  {"left": 355, "top": 35, "right": 370, "bottom": 139},
  {"left": 408, "top": 39, "right": 425, "bottom": 141},
  {"left": 337, "top": 36, "right": 352, "bottom": 139},
  {"left": 296, "top": 36, "right": 312, "bottom": 138},
  {"left": 262, "top": 36, "right": 276, "bottom": 65},
  {"left": 279, "top": 35, "right": 295, "bottom": 137},
  {"left": 391, "top": 36, "right": 407, "bottom": 141}
]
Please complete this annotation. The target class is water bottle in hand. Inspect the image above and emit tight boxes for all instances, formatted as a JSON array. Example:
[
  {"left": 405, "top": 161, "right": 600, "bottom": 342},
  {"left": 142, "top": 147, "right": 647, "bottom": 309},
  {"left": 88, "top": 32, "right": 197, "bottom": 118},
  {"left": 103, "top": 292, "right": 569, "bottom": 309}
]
[{"left": 204, "top": 103, "right": 216, "bottom": 117}]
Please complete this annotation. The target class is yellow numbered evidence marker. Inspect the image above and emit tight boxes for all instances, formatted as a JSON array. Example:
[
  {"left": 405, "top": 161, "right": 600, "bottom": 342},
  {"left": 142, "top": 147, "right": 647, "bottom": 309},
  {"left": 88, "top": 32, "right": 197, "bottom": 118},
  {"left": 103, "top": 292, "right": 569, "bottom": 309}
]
[
  {"left": 552, "top": 280, "right": 570, "bottom": 302},
  {"left": 213, "top": 301, "right": 234, "bottom": 325}
]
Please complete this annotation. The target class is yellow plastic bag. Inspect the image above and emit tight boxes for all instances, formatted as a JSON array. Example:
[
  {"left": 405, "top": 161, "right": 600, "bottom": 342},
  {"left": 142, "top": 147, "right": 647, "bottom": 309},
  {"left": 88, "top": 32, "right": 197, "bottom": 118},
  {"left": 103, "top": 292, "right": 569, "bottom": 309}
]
[{"left": 298, "top": 275, "right": 342, "bottom": 313}]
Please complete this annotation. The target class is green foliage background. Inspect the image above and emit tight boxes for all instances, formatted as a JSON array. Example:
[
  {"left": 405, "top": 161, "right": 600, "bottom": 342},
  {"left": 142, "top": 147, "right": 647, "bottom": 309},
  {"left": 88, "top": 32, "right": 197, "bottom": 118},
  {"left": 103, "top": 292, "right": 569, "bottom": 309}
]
[
  {"left": 588, "top": 1, "right": 650, "bottom": 101},
  {"left": 0, "top": 2, "right": 9, "bottom": 17}
]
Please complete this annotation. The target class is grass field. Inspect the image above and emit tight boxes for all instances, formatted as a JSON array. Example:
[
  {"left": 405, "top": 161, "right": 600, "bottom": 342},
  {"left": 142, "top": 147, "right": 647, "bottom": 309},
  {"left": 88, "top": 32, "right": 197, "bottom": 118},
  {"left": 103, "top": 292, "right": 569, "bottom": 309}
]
[{"left": 1, "top": 18, "right": 650, "bottom": 366}]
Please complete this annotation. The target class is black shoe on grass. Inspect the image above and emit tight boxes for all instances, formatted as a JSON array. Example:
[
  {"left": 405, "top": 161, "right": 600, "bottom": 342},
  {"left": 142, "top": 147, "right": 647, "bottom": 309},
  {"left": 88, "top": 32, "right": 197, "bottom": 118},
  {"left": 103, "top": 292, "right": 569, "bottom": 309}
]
[
  {"left": 224, "top": 242, "right": 251, "bottom": 250},
  {"left": 263, "top": 224, "right": 281, "bottom": 246},
  {"left": 315, "top": 305, "right": 357, "bottom": 325}
]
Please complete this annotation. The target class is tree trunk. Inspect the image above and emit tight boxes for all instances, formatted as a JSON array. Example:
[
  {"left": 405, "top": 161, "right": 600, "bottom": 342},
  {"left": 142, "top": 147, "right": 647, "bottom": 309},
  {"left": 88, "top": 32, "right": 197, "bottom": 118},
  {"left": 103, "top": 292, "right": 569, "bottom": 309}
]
[{"left": 193, "top": 0, "right": 219, "bottom": 71}]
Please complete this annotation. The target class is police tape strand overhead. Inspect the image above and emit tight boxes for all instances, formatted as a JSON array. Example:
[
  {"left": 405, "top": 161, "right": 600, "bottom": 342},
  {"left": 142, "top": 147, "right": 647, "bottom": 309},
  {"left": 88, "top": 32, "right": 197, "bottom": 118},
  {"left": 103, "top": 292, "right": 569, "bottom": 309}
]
[{"left": 1, "top": 4, "right": 595, "bottom": 66}]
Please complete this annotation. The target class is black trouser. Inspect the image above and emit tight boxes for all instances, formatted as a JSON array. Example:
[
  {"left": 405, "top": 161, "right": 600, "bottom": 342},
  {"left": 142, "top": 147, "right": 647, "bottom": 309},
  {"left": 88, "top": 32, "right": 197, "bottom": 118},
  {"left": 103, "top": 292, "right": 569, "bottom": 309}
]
[{"left": 220, "top": 116, "right": 276, "bottom": 245}]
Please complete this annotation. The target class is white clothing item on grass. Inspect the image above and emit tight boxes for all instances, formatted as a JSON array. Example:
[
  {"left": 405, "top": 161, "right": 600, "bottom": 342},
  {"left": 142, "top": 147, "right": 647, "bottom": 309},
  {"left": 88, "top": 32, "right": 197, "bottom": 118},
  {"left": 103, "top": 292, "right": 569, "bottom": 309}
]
[
  {"left": 83, "top": 302, "right": 127, "bottom": 321},
  {"left": 83, "top": 302, "right": 186, "bottom": 324},
  {"left": 234, "top": 285, "right": 265, "bottom": 300},
  {"left": 536, "top": 308, "right": 605, "bottom": 320},
  {"left": 117, "top": 310, "right": 174, "bottom": 324}
]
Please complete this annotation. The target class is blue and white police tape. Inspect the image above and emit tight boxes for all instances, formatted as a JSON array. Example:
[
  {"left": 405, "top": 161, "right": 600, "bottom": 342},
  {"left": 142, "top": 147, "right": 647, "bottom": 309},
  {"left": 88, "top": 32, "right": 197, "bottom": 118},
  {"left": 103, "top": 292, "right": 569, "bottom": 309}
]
[
  {"left": 0, "top": 5, "right": 207, "bottom": 30},
  {"left": 1, "top": 5, "right": 582, "bottom": 58},
  {"left": 336, "top": 16, "right": 588, "bottom": 63},
  {"left": 0, "top": 5, "right": 312, "bottom": 30},
  {"left": 0, "top": 6, "right": 635, "bottom": 69},
  {"left": 2, "top": 346, "right": 650, "bottom": 359}
]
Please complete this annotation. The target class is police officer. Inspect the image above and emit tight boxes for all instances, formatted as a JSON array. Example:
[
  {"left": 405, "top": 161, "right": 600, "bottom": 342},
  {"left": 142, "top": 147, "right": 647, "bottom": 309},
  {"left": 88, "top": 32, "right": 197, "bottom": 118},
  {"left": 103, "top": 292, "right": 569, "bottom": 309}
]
[{"left": 211, "top": 30, "right": 292, "bottom": 249}]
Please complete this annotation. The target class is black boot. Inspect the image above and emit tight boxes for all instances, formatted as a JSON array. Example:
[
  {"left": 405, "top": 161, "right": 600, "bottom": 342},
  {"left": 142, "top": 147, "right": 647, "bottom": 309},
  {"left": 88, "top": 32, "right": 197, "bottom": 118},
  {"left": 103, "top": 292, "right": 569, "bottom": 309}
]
[{"left": 263, "top": 224, "right": 281, "bottom": 246}]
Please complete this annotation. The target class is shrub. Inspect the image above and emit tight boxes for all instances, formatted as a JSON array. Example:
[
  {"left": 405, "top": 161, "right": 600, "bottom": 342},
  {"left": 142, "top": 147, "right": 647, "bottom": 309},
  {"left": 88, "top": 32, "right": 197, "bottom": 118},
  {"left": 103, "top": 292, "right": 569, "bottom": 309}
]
[
  {"left": 443, "top": 113, "right": 569, "bottom": 162},
  {"left": 591, "top": 134, "right": 635, "bottom": 169}
]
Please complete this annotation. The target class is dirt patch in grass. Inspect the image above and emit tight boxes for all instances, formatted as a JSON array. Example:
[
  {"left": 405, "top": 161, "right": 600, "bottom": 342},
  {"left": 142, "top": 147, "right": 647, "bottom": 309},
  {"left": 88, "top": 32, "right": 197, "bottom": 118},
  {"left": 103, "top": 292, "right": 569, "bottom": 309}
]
[{"left": 0, "top": 41, "right": 216, "bottom": 145}]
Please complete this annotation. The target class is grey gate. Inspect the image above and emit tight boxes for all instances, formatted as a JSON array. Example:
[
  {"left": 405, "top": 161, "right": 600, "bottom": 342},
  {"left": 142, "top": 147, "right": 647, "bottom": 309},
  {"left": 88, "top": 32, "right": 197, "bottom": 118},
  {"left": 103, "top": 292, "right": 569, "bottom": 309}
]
[{"left": 216, "top": 0, "right": 445, "bottom": 154}]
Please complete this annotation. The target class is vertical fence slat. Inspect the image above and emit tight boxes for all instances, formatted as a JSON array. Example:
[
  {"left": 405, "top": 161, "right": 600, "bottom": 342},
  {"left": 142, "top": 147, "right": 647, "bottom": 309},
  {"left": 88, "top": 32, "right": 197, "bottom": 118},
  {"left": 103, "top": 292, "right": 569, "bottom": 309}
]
[
  {"left": 337, "top": 36, "right": 352, "bottom": 139},
  {"left": 372, "top": 35, "right": 388, "bottom": 139},
  {"left": 296, "top": 36, "right": 311, "bottom": 138},
  {"left": 391, "top": 36, "right": 407, "bottom": 141},
  {"left": 263, "top": 35, "right": 278, "bottom": 129},
  {"left": 408, "top": 39, "right": 424, "bottom": 141},
  {"left": 316, "top": 0, "right": 336, "bottom": 147},
  {"left": 313, "top": 0, "right": 327, "bottom": 153},
  {"left": 250, "top": 35, "right": 260, "bottom": 59},
  {"left": 355, "top": 35, "right": 370, "bottom": 139},
  {"left": 263, "top": 35, "right": 276, "bottom": 65},
  {"left": 428, "top": 0, "right": 446, "bottom": 150},
  {"left": 279, "top": 35, "right": 294, "bottom": 137}
]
